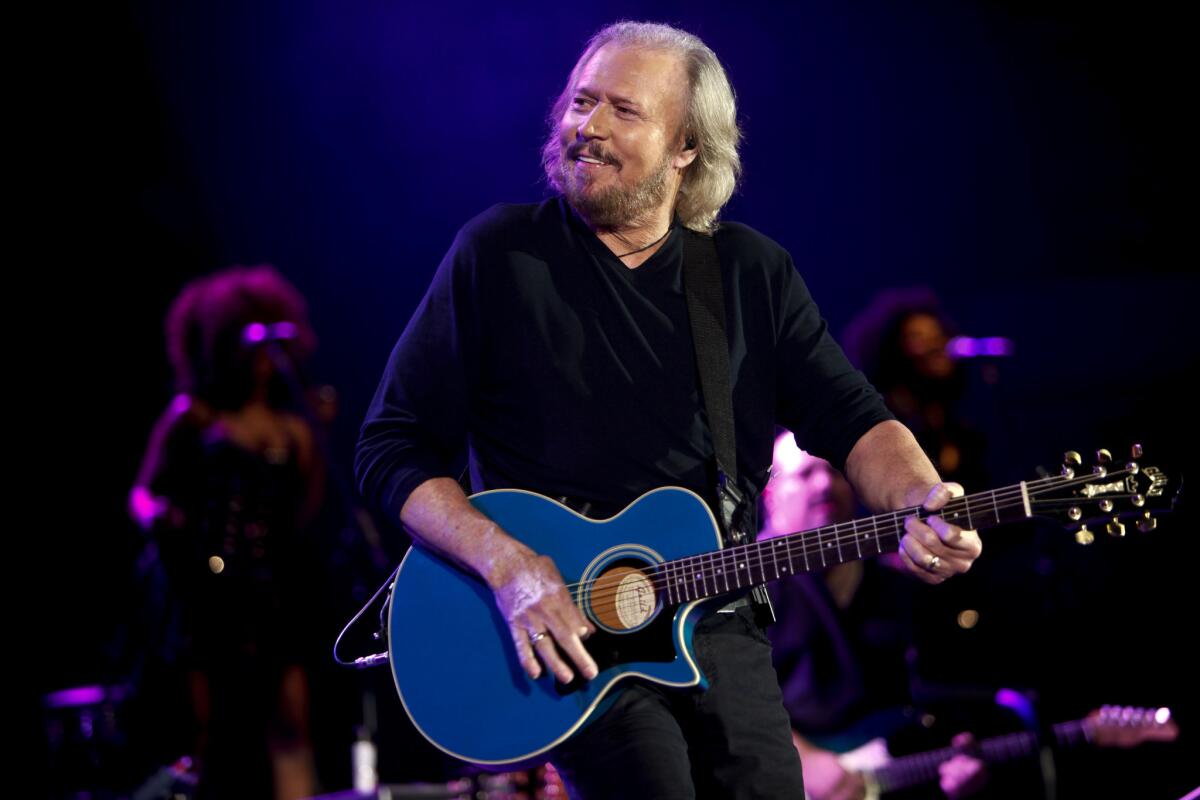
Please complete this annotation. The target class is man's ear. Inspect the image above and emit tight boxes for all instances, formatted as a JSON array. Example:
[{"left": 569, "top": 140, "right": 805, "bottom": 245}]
[{"left": 674, "top": 136, "right": 698, "bottom": 169}]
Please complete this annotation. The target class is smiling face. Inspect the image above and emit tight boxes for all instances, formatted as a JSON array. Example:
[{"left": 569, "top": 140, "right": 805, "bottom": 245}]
[{"left": 556, "top": 44, "right": 696, "bottom": 228}]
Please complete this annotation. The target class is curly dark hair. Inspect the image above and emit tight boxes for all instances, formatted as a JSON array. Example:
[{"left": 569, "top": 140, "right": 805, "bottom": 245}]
[
  {"left": 840, "top": 286, "right": 960, "bottom": 395},
  {"left": 164, "top": 265, "right": 317, "bottom": 409}
]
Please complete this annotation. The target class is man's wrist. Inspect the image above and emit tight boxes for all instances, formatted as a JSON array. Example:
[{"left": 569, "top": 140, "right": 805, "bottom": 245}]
[{"left": 475, "top": 523, "right": 536, "bottom": 590}]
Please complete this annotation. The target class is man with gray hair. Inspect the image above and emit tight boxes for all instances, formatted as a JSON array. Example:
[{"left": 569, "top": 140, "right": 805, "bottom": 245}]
[{"left": 358, "top": 20, "right": 981, "bottom": 798}]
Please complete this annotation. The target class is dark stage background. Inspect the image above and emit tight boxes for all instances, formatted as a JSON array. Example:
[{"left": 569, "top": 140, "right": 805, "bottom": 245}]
[{"left": 31, "top": 1, "right": 1196, "bottom": 796}]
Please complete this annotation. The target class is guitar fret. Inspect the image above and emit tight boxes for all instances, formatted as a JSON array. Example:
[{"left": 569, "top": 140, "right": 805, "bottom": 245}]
[
  {"left": 700, "top": 546, "right": 710, "bottom": 597},
  {"left": 783, "top": 536, "right": 794, "bottom": 576},
  {"left": 673, "top": 558, "right": 688, "bottom": 602},
  {"left": 732, "top": 546, "right": 742, "bottom": 589},
  {"left": 801, "top": 532, "right": 811, "bottom": 572},
  {"left": 817, "top": 526, "right": 827, "bottom": 568},
  {"left": 852, "top": 518, "right": 863, "bottom": 560}
]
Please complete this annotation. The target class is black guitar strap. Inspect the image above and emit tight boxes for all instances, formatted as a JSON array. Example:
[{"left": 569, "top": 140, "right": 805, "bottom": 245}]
[{"left": 680, "top": 229, "right": 775, "bottom": 621}]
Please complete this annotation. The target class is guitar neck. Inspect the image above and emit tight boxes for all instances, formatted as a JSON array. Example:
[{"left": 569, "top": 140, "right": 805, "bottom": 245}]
[
  {"left": 868, "top": 718, "right": 1093, "bottom": 793},
  {"left": 653, "top": 482, "right": 1034, "bottom": 605}
]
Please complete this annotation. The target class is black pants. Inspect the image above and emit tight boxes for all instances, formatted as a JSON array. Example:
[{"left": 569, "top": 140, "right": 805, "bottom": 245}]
[{"left": 550, "top": 605, "right": 806, "bottom": 799}]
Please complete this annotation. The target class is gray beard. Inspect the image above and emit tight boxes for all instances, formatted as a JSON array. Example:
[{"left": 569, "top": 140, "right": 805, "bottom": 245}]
[{"left": 561, "top": 151, "right": 673, "bottom": 229}]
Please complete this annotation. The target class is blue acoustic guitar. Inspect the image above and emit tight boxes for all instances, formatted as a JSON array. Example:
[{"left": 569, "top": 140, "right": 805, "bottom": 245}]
[{"left": 387, "top": 447, "right": 1177, "bottom": 767}]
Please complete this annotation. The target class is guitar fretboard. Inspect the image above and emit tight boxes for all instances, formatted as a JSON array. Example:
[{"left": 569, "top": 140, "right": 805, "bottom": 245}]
[
  {"left": 651, "top": 481, "right": 1036, "bottom": 605},
  {"left": 870, "top": 718, "right": 1093, "bottom": 792}
]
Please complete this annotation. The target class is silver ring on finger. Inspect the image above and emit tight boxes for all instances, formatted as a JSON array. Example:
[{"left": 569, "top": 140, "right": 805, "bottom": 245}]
[
  {"left": 925, "top": 554, "right": 941, "bottom": 572},
  {"left": 528, "top": 630, "right": 548, "bottom": 644}
]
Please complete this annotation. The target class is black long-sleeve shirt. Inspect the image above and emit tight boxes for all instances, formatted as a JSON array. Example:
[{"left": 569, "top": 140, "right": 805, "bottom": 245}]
[{"left": 356, "top": 197, "right": 892, "bottom": 523}]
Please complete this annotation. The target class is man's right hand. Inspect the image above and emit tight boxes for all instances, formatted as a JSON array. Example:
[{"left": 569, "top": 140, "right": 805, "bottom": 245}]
[
  {"left": 796, "top": 745, "right": 866, "bottom": 800},
  {"left": 489, "top": 552, "right": 598, "bottom": 683},
  {"left": 399, "top": 478, "right": 599, "bottom": 684}
]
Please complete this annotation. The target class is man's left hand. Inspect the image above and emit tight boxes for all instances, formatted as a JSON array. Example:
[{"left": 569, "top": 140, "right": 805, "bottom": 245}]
[{"left": 897, "top": 483, "right": 982, "bottom": 584}]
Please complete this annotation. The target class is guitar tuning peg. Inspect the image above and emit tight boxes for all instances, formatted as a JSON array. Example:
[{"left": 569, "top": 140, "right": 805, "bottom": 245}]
[
  {"left": 1068, "top": 506, "right": 1083, "bottom": 521},
  {"left": 1064, "top": 451, "right": 1082, "bottom": 467},
  {"left": 1125, "top": 462, "right": 1140, "bottom": 475},
  {"left": 1137, "top": 513, "right": 1157, "bottom": 533},
  {"left": 1131, "top": 443, "right": 1144, "bottom": 459},
  {"left": 1106, "top": 518, "right": 1126, "bottom": 537},
  {"left": 1132, "top": 493, "right": 1145, "bottom": 508},
  {"left": 1092, "top": 465, "right": 1107, "bottom": 477},
  {"left": 1075, "top": 525, "right": 1095, "bottom": 546},
  {"left": 1061, "top": 465, "right": 1075, "bottom": 478},
  {"left": 1099, "top": 499, "right": 1114, "bottom": 513},
  {"left": 1096, "top": 448, "right": 1112, "bottom": 464}
]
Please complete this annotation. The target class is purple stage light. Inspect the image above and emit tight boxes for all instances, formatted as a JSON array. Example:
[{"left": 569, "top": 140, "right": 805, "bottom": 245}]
[
  {"left": 947, "top": 336, "right": 1014, "bottom": 358},
  {"left": 242, "top": 321, "right": 298, "bottom": 345},
  {"left": 44, "top": 685, "right": 106, "bottom": 709}
]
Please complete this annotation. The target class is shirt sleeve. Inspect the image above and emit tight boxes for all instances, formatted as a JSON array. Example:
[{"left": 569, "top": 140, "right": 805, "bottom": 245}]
[
  {"left": 354, "top": 226, "right": 484, "bottom": 524},
  {"left": 774, "top": 259, "right": 894, "bottom": 472}
]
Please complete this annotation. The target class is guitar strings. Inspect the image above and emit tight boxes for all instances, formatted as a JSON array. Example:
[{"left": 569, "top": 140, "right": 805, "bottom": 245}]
[
  {"left": 562, "top": 472, "right": 1065, "bottom": 598},
  {"left": 562, "top": 468, "right": 1145, "bottom": 605},
  {"left": 640, "top": 469, "right": 1140, "bottom": 601},
  {"left": 565, "top": 476, "right": 1055, "bottom": 603}
]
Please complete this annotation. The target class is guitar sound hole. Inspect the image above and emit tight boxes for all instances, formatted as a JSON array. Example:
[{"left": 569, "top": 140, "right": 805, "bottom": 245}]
[{"left": 587, "top": 560, "right": 660, "bottom": 632}]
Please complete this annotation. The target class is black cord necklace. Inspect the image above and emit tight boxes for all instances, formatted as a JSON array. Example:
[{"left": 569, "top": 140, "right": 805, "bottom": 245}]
[{"left": 614, "top": 225, "right": 673, "bottom": 258}]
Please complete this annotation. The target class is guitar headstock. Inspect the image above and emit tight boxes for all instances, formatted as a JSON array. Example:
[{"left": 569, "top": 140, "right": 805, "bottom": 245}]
[
  {"left": 1087, "top": 705, "right": 1179, "bottom": 748},
  {"left": 1027, "top": 445, "right": 1181, "bottom": 544}
]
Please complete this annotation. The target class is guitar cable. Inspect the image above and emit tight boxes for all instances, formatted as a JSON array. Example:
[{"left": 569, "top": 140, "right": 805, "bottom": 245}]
[{"left": 332, "top": 564, "right": 399, "bottom": 669}]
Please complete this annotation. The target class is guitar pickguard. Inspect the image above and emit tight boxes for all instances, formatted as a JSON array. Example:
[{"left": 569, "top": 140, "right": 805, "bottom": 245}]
[{"left": 555, "top": 604, "right": 681, "bottom": 695}]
